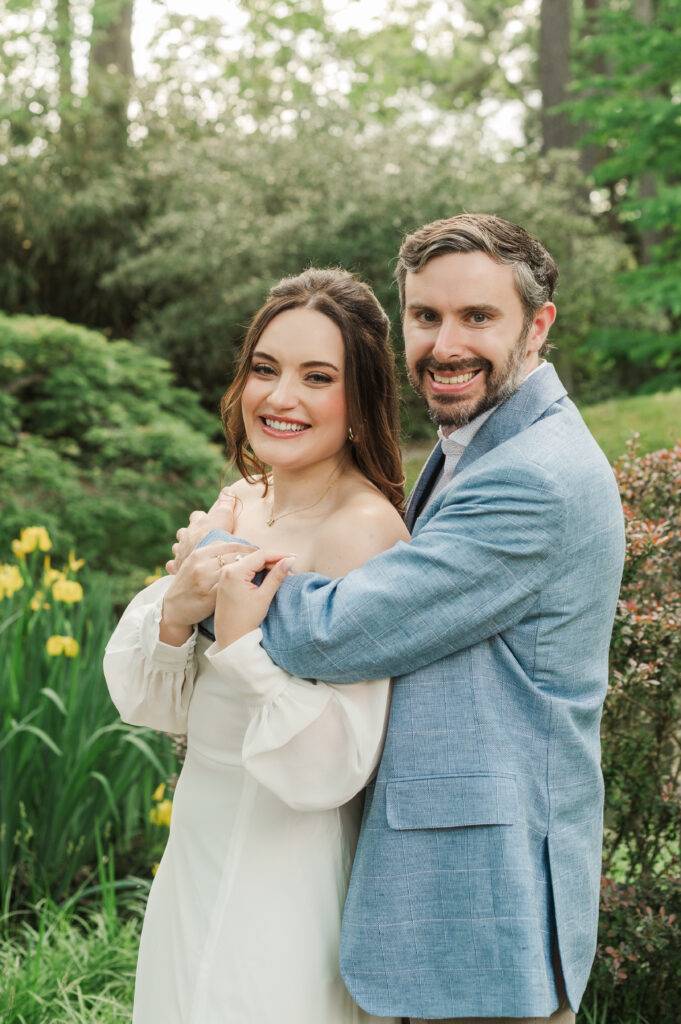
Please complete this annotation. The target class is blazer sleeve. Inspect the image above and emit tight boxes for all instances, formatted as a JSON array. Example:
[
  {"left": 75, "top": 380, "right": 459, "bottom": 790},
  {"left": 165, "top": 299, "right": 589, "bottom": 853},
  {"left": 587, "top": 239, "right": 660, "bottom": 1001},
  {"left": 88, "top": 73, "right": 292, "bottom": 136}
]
[
  {"left": 258, "top": 458, "right": 568, "bottom": 682},
  {"left": 103, "top": 576, "right": 198, "bottom": 734},
  {"left": 203, "top": 629, "right": 391, "bottom": 810}
]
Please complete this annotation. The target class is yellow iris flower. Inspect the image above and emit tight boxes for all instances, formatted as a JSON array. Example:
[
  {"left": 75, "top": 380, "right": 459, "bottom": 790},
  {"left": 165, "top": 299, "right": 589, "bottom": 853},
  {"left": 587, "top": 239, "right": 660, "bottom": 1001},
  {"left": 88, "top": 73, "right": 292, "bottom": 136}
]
[
  {"left": 52, "top": 579, "right": 83, "bottom": 604},
  {"left": 0, "top": 564, "right": 25, "bottom": 600},
  {"left": 12, "top": 526, "right": 52, "bottom": 555},
  {"left": 150, "top": 799, "right": 173, "bottom": 828},
  {"left": 68, "top": 549, "right": 86, "bottom": 572},
  {"left": 46, "top": 635, "right": 80, "bottom": 658}
]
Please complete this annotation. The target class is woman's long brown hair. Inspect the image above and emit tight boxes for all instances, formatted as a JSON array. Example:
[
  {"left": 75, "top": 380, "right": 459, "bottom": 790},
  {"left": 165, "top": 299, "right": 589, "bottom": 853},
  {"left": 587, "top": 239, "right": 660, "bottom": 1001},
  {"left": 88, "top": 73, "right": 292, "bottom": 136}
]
[{"left": 221, "top": 268, "right": 405, "bottom": 514}]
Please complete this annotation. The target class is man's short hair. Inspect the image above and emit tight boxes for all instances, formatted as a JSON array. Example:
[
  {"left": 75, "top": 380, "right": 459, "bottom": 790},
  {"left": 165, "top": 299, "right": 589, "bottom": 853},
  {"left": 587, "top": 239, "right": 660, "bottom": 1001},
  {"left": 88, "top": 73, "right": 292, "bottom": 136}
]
[{"left": 396, "top": 213, "right": 558, "bottom": 326}]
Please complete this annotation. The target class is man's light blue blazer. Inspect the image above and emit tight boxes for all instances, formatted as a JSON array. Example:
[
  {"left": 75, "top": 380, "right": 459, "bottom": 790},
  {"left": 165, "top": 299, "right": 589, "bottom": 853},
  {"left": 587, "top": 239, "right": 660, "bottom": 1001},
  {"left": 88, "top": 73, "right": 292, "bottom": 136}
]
[{"left": 204, "top": 365, "right": 625, "bottom": 1019}]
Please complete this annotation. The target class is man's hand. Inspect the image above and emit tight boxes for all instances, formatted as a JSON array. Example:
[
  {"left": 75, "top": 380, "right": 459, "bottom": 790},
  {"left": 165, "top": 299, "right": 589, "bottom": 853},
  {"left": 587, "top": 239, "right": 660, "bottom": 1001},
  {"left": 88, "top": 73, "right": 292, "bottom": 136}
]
[{"left": 166, "top": 487, "right": 238, "bottom": 575}]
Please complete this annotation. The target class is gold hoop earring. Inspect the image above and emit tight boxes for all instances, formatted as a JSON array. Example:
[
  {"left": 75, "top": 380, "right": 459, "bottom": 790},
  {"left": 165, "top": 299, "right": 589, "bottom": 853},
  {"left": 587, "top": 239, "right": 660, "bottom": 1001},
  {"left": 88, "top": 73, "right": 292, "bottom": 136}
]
[{"left": 348, "top": 427, "right": 355, "bottom": 442}]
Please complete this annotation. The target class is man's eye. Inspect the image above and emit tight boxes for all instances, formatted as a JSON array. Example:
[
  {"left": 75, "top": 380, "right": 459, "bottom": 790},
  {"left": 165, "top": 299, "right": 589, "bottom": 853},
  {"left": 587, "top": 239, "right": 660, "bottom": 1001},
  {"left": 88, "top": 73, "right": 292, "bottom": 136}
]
[
  {"left": 419, "top": 310, "right": 438, "bottom": 323},
  {"left": 470, "top": 312, "right": 488, "bottom": 324}
]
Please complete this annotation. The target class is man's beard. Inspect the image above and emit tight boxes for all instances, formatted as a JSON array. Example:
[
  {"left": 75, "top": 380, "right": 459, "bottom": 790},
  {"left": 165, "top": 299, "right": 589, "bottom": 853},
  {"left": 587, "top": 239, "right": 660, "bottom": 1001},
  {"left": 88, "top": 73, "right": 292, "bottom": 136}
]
[{"left": 407, "top": 327, "right": 530, "bottom": 429}]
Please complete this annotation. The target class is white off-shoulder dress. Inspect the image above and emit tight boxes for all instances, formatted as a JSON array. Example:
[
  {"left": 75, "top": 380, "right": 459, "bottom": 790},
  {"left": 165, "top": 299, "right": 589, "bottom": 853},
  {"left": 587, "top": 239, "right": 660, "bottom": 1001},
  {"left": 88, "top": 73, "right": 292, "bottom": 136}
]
[{"left": 103, "top": 577, "right": 397, "bottom": 1024}]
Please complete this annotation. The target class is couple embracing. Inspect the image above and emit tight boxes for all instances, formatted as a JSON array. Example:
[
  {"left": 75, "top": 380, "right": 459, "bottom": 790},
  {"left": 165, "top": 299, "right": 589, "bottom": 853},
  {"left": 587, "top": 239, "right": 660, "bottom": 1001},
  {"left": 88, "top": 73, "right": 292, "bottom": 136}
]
[{"left": 104, "top": 213, "right": 625, "bottom": 1024}]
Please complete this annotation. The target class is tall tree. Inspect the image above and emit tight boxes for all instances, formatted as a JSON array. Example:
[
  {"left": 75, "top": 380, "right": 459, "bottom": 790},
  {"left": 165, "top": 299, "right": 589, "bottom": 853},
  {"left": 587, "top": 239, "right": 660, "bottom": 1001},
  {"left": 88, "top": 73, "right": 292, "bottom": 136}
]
[
  {"left": 538, "top": 0, "right": 576, "bottom": 151},
  {"left": 89, "top": 0, "right": 134, "bottom": 152}
]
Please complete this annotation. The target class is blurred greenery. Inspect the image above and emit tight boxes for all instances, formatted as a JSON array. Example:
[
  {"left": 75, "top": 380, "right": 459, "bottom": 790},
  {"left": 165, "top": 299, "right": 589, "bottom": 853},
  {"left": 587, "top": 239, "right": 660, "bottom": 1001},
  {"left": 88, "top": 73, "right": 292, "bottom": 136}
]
[
  {"left": 580, "top": 390, "right": 681, "bottom": 463},
  {"left": 0, "top": 313, "right": 225, "bottom": 597},
  {"left": 569, "top": 0, "right": 681, "bottom": 393},
  {"left": 0, "top": 536, "right": 175, "bottom": 908}
]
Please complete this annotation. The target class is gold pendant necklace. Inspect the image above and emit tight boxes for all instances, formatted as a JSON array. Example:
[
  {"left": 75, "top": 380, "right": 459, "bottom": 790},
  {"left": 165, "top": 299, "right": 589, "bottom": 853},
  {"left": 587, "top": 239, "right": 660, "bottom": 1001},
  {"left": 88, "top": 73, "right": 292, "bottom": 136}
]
[{"left": 266, "top": 470, "right": 340, "bottom": 527}]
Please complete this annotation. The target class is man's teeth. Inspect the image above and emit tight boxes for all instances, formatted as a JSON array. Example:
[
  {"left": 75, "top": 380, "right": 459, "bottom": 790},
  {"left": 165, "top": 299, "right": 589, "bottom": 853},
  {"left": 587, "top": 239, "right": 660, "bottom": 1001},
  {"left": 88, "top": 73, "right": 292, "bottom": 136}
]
[
  {"left": 432, "top": 370, "right": 477, "bottom": 384},
  {"left": 264, "top": 418, "right": 308, "bottom": 432}
]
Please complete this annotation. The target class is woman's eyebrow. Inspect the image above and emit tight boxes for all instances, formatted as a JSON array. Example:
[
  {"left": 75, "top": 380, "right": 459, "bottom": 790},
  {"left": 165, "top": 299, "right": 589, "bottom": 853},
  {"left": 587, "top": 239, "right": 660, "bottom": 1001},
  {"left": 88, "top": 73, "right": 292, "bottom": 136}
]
[{"left": 300, "top": 360, "right": 340, "bottom": 371}]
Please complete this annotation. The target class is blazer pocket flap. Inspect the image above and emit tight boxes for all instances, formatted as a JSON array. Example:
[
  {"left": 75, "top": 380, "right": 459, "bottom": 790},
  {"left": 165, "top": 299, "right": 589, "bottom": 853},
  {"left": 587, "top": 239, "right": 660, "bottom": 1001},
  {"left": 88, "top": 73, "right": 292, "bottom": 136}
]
[{"left": 386, "top": 773, "right": 518, "bottom": 830}]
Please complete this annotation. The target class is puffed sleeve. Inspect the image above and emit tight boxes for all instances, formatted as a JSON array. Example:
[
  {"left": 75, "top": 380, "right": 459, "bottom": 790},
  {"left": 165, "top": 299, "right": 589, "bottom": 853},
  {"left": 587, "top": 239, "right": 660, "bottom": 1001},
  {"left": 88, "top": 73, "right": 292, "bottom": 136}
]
[
  {"left": 103, "top": 576, "right": 198, "bottom": 735},
  {"left": 204, "top": 629, "right": 390, "bottom": 811}
]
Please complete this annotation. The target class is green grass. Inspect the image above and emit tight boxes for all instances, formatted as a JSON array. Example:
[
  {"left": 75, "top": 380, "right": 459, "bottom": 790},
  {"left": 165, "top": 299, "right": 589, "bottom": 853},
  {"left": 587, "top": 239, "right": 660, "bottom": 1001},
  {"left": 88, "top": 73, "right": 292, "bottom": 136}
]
[
  {"left": 0, "top": 900, "right": 141, "bottom": 1023},
  {"left": 580, "top": 389, "right": 680, "bottom": 463},
  {"left": 402, "top": 389, "right": 681, "bottom": 491}
]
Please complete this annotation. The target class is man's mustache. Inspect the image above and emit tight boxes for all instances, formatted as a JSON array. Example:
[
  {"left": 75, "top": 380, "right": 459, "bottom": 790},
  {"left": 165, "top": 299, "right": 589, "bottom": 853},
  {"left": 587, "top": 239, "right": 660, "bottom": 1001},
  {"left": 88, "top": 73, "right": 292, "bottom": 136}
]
[{"left": 415, "top": 356, "right": 492, "bottom": 377}]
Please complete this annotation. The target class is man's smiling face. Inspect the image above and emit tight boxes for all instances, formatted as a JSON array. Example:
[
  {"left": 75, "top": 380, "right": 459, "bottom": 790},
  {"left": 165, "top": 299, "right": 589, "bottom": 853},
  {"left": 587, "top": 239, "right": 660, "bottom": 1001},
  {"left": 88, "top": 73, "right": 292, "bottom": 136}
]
[{"left": 403, "top": 251, "right": 555, "bottom": 428}]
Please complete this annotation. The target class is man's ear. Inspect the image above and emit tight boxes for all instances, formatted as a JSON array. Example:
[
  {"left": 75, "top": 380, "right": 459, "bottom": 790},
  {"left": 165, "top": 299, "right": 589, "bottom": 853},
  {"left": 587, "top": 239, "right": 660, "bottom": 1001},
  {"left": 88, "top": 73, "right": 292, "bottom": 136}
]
[{"left": 527, "top": 302, "right": 556, "bottom": 354}]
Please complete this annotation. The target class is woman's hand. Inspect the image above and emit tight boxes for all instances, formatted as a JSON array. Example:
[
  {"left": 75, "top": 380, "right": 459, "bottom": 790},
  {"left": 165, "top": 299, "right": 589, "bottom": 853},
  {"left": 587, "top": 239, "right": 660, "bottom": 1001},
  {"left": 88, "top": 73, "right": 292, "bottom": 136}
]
[
  {"left": 160, "top": 541, "right": 256, "bottom": 646},
  {"left": 214, "top": 550, "right": 296, "bottom": 649}
]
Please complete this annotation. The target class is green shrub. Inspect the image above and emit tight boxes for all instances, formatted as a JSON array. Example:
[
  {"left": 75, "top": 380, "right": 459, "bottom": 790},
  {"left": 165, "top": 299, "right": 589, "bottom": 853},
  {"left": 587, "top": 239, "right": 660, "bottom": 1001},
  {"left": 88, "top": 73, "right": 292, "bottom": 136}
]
[
  {"left": 0, "top": 313, "right": 226, "bottom": 597},
  {"left": 583, "top": 441, "right": 681, "bottom": 1023},
  {"left": 0, "top": 528, "right": 175, "bottom": 908}
]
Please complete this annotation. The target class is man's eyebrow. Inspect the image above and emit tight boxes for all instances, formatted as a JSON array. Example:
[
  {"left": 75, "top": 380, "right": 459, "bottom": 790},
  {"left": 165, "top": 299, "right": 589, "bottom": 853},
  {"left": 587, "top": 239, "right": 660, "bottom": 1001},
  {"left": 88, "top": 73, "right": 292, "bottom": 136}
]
[
  {"left": 460, "top": 303, "right": 503, "bottom": 316},
  {"left": 404, "top": 302, "right": 503, "bottom": 315}
]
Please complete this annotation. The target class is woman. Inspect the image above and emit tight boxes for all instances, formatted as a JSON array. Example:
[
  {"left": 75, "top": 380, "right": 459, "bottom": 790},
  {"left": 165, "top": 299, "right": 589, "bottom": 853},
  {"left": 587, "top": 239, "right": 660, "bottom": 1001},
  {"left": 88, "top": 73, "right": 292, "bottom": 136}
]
[{"left": 104, "top": 268, "right": 409, "bottom": 1024}]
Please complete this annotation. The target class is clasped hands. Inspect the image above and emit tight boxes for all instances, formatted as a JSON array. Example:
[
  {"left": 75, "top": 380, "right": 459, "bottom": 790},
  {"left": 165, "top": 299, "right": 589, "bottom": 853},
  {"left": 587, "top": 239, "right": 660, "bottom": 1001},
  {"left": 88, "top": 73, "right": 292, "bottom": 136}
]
[{"left": 160, "top": 488, "right": 294, "bottom": 649}]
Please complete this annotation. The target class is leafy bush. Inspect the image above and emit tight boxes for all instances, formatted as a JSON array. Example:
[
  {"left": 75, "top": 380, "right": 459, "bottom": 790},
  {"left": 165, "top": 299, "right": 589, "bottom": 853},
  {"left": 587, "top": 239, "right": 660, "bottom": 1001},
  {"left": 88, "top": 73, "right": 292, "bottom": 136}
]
[
  {"left": 583, "top": 441, "right": 681, "bottom": 1023},
  {"left": 0, "top": 528, "right": 175, "bottom": 908},
  {"left": 603, "top": 442, "right": 680, "bottom": 879},
  {"left": 0, "top": 313, "right": 226, "bottom": 596}
]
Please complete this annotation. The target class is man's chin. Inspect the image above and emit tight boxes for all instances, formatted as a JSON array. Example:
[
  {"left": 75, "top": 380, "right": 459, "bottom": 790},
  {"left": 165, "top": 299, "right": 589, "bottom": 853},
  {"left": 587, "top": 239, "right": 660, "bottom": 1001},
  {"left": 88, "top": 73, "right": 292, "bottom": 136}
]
[{"left": 427, "top": 395, "right": 484, "bottom": 429}]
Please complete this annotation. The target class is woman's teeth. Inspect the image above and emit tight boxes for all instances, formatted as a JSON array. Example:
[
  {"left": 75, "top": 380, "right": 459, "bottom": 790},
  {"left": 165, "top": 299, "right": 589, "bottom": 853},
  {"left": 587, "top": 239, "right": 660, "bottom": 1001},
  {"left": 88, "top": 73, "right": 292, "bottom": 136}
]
[{"left": 263, "top": 418, "right": 309, "bottom": 432}]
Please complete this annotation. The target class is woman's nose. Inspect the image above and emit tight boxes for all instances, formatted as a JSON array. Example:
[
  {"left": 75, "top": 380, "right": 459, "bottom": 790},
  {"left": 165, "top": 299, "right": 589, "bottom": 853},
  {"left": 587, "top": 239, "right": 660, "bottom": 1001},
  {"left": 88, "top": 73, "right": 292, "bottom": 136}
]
[{"left": 268, "top": 377, "right": 299, "bottom": 408}]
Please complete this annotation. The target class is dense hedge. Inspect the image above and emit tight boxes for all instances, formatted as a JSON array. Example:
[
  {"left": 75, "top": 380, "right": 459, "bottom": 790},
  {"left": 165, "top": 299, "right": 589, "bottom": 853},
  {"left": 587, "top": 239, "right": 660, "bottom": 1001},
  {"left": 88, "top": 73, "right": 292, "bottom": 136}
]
[
  {"left": 0, "top": 313, "right": 226, "bottom": 598},
  {"left": 586, "top": 441, "right": 681, "bottom": 1023}
]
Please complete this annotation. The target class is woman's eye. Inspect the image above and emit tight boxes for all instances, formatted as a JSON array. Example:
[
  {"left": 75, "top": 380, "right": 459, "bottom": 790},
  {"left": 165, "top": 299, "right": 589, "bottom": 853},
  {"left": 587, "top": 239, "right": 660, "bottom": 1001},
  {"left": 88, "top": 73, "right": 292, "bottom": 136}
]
[
  {"left": 252, "top": 363, "right": 276, "bottom": 376},
  {"left": 306, "top": 373, "right": 332, "bottom": 384}
]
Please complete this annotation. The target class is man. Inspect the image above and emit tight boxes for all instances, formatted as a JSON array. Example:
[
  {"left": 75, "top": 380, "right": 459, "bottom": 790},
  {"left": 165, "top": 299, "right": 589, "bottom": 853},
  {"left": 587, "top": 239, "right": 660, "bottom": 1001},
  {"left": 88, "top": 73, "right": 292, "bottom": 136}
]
[{"left": 172, "top": 214, "right": 625, "bottom": 1022}]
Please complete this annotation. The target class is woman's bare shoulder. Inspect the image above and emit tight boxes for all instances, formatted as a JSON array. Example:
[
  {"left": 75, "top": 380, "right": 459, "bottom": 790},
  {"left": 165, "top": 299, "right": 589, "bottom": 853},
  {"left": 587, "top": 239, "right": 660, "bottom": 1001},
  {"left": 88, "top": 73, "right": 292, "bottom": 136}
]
[
  {"left": 313, "top": 486, "right": 409, "bottom": 577},
  {"left": 229, "top": 475, "right": 267, "bottom": 505}
]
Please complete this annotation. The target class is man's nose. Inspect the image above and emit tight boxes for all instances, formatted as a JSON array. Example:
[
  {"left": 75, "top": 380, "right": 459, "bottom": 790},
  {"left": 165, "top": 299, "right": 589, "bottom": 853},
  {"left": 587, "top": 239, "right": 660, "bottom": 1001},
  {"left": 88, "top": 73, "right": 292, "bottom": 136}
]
[{"left": 431, "top": 318, "right": 466, "bottom": 362}]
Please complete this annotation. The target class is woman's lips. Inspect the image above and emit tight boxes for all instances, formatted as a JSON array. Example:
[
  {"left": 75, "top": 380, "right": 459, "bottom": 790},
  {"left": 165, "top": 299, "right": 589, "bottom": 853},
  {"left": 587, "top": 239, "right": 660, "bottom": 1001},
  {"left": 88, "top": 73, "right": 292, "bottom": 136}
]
[{"left": 259, "top": 416, "right": 311, "bottom": 437}]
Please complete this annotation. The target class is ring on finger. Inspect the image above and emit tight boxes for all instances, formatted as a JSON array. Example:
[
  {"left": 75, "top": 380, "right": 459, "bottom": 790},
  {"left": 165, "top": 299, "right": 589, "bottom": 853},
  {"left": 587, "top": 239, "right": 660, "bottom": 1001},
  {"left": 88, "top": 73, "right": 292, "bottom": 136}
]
[{"left": 216, "top": 553, "right": 227, "bottom": 568}]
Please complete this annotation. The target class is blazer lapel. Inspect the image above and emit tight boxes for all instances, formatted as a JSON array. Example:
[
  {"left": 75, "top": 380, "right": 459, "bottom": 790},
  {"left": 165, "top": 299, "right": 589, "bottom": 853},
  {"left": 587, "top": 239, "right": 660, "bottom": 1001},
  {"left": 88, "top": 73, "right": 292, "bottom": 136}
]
[{"left": 405, "top": 441, "right": 444, "bottom": 532}]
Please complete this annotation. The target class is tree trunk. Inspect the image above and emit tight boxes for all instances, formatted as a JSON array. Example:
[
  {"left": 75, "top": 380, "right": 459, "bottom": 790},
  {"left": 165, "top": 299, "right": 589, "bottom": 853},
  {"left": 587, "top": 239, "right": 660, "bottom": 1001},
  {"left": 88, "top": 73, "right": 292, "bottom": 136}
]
[
  {"left": 54, "top": 0, "right": 75, "bottom": 144},
  {"left": 55, "top": 0, "right": 73, "bottom": 102},
  {"left": 538, "top": 0, "right": 576, "bottom": 152},
  {"left": 88, "top": 0, "right": 134, "bottom": 152},
  {"left": 579, "top": 0, "right": 605, "bottom": 175},
  {"left": 631, "top": 0, "right": 658, "bottom": 266}
]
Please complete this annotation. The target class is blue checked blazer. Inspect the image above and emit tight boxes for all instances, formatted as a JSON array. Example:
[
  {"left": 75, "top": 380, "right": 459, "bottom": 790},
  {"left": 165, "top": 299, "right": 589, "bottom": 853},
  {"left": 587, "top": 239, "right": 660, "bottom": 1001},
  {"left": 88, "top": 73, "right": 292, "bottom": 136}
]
[{"left": 202, "top": 364, "right": 625, "bottom": 1019}]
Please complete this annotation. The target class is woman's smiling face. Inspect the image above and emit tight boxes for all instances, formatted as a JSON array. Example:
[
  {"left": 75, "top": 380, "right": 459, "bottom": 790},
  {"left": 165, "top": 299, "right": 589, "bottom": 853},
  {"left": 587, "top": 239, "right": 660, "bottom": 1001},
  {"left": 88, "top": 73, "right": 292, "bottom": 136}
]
[{"left": 240, "top": 306, "right": 349, "bottom": 472}]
